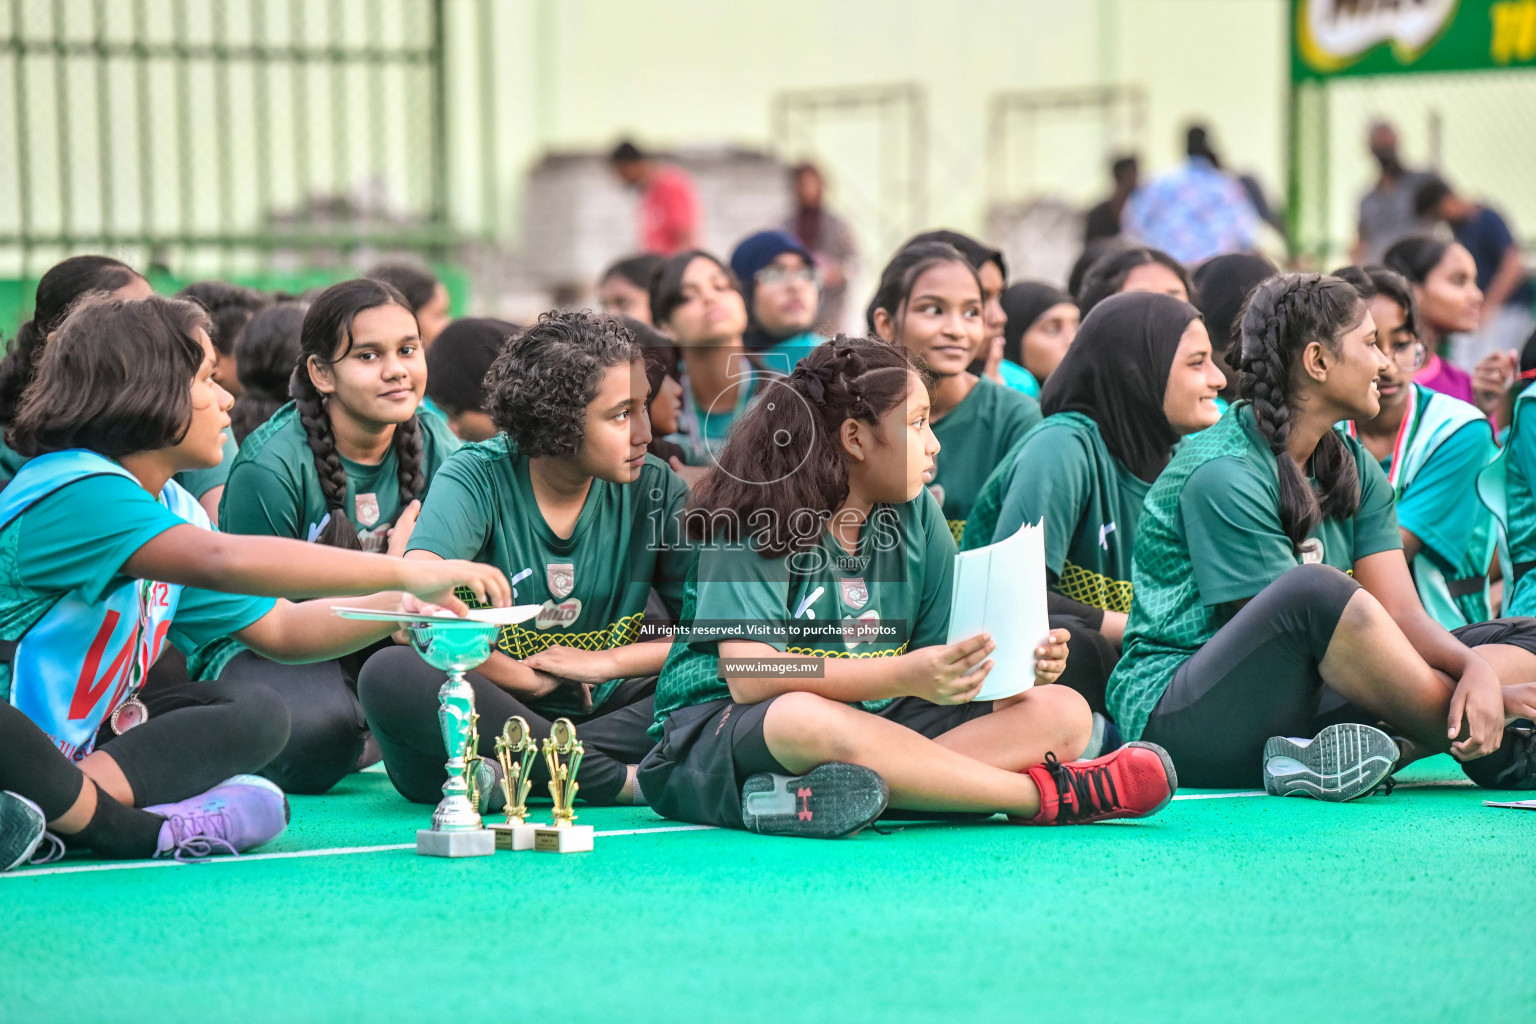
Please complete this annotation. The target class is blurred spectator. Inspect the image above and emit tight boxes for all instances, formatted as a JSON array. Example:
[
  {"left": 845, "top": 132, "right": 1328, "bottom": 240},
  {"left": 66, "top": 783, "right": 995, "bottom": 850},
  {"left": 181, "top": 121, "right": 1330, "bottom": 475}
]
[
  {"left": 1124, "top": 125, "right": 1259, "bottom": 265},
  {"left": 781, "top": 163, "right": 858, "bottom": 334},
  {"left": 611, "top": 140, "right": 700, "bottom": 256},
  {"left": 1414, "top": 176, "right": 1534, "bottom": 365},
  {"left": 598, "top": 253, "right": 665, "bottom": 324},
  {"left": 729, "top": 229, "right": 824, "bottom": 373},
  {"left": 425, "top": 317, "right": 516, "bottom": 442},
  {"left": 1084, "top": 155, "right": 1138, "bottom": 244},
  {"left": 1354, "top": 120, "right": 1436, "bottom": 264}
]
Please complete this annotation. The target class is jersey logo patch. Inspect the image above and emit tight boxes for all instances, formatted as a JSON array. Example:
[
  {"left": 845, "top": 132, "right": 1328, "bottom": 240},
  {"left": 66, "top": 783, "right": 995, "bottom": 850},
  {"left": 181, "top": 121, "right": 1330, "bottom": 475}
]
[
  {"left": 1099, "top": 522, "right": 1116, "bottom": 550},
  {"left": 1298, "top": 538, "right": 1325, "bottom": 565},
  {"left": 927, "top": 484, "right": 945, "bottom": 507},
  {"left": 793, "top": 586, "right": 826, "bottom": 620},
  {"left": 355, "top": 493, "right": 381, "bottom": 528},
  {"left": 839, "top": 577, "right": 869, "bottom": 610},
  {"left": 546, "top": 562, "right": 576, "bottom": 599},
  {"left": 535, "top": 598, "right": 582, "bottom": 630}
]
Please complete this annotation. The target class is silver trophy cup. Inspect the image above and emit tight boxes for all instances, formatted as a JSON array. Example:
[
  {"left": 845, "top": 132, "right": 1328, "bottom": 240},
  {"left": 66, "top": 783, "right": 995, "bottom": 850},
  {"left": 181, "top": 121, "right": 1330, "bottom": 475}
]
[{"left": 410, "top": 618, "right": 502, "bottom": 858}]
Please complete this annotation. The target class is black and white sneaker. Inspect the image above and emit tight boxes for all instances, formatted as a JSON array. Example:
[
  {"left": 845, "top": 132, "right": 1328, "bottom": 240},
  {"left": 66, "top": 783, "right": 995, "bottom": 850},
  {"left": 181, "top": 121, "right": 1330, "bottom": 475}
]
[
  {"left": 740, "top": 763, "right": 889, "bottom": 839},
  {"left": 0, "top": 790, "right": 48, "bottom": 872},
  {"left": 1262, "top": 723, "right": 1399, "bottom": 801},
  {"left": 1460, "top": 723, "right": 1536, "bottom": 790}
]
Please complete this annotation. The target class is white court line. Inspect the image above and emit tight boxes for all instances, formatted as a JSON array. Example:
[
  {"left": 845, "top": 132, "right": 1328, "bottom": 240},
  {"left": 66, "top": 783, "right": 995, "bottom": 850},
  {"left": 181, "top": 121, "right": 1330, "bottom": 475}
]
[
  {"left": 4, "top": 824, "right": 719, "bottom": 879},
  {"left": 5, "top": 784, "right": 1472, "bottom": 879}
]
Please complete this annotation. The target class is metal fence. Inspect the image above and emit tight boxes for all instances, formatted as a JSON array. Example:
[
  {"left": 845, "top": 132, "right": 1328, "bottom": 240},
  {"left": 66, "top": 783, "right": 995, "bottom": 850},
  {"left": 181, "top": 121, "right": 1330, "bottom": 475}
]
[{"left": 0, "top": 0, "right": 499, "bottom": 283}]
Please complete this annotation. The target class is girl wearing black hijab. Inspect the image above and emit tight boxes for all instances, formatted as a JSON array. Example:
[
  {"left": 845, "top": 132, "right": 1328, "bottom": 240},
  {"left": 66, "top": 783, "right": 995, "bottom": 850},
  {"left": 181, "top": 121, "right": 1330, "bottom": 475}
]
[
  {"left": 996, "top": 281, "right": 1080, "bottom": 398},
  {"left": 962, "top": 292, "right": 1227, "bottom": 650}
]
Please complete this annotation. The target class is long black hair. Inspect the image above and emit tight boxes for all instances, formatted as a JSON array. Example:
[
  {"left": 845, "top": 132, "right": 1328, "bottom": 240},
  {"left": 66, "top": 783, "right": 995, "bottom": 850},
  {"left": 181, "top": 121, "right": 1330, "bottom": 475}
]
[
  {"left": 365, "top": 261, "right": 440, "bottom": 316},
  {"left": 291, "top": 278, "right": 426, "bottom": 550},
  {"left": 866, "top": 241, "right": 981, "bottom": 338},
  {"left": 1237, "top": 274, "right": 1366, "bottom": 551},
  {"left": 686, "top": 336, "right": 930, "bottom": 558},
  {"left": 1077, "top": 246, "right": 1196, "bottom": 316},
  {"left": 1330, "top": 264, "right": 1421, "bottom": 341},
  {"left": 1382, "top": 235, "right": 1451, "bottom": 287},
  {"left": 0, "top": 255, "right": 144, "bottom": 426},
  {"left": 231, "top": 301, "right": 306, "bottom": 444},
  {"left": 177, "top": 280, "right": 272, "bottom": 357}
]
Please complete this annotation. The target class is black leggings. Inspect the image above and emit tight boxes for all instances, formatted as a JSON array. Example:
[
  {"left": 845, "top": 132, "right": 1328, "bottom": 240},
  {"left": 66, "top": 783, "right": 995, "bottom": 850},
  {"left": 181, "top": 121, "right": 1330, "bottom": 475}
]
[
  {"left": 357, "top": 645, "right": 658, "bottom": 806},
  {"left": 98, "top": 677, "right": 291, "bottom": 806},
  {"left": 1050, "top": 613, "right": 1118, "bottom": 717},
  {"left": 1142, "top": 563, "right": 1536, "bottom": 787},
  {"left": 218, "top": 646, "right": 380, "bottom": 795},
  {"left": 0, "top": 702, "right": 166, "bottom": 859}
]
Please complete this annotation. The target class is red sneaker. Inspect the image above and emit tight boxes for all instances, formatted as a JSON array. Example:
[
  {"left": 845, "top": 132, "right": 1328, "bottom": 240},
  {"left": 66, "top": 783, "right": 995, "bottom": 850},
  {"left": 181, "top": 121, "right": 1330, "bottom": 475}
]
[{"left": 1013, "top": 742, "right": 1177, "bottom": 825}]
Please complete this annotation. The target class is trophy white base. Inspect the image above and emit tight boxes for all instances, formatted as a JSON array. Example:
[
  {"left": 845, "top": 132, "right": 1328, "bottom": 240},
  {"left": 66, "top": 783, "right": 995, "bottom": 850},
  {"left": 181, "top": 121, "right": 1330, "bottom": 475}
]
[
  {"left": 489, "top": 822, "right": 539, "bottom": 851},
  {"left": 416, "top": 827, "right": 496, "bottom": 858},
  {"left": 532, "top": 824, "right": 594, "bottom": 853}
]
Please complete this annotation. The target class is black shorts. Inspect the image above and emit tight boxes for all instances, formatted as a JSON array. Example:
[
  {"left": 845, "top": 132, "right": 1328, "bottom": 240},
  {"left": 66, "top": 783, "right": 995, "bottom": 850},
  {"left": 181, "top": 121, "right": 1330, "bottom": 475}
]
[{"left": 639, "top": 695, "right": 993, "bottom": 830}]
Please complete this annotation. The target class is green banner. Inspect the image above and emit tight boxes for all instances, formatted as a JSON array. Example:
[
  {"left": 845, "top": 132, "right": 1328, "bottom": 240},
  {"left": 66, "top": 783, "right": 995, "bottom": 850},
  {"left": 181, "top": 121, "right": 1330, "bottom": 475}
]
[{"left": 1292, "top": 0, "right": 1536, "bottom": 81}]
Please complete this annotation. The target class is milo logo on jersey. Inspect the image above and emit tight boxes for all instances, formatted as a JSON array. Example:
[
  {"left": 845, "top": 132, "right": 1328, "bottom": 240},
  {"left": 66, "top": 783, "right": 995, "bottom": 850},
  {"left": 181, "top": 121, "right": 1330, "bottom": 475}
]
[{"left": 535, "top": 562, "right": 581, "bottom": 628}]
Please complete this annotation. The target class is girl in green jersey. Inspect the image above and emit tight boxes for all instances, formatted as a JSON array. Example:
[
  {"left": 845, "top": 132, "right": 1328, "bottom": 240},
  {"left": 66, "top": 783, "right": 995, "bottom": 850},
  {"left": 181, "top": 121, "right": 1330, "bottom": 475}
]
[
  {"left": 643, "top": 337, "right": 1177, "bottom": 838},
  {"left": 871, "top": 242, "right": 1041, "bottom": 542},
  {"left": 1106, "top": 274, "right": 1536, "bottom": 800},
  {"left": 360, "top": 312, "right": 692, "bottom": 809},
  {"left": 210, "top": 279, "right": 460, "bottom": 794}
]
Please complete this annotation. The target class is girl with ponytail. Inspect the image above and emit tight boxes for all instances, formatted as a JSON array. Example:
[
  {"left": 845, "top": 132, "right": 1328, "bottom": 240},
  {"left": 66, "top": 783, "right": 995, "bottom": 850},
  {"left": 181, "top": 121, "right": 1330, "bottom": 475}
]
[
  {"left": 0, "top": 255, "right": 152, "bottom": 487},
  {"left": 643, "top": 336, "right": 1176, "bottom": 839},
  {"left": 1107, "top": 273, "right": 1536, "bottom": 799},
  {"left": 201, "top": 278, "right": 462, "bottom": 794}
]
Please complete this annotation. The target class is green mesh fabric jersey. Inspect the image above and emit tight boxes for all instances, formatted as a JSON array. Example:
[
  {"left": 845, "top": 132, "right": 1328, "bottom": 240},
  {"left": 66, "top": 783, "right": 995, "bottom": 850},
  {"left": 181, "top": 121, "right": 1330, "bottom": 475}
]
[
  {"left": 650, "top": 490, "right": 956, "bottom": 740},
  {"left": 961, "top": 412, "right": 1149, "bottom": 614},
  {"left": 928, "top": 377, "right": 1041, "bottom": 543},
  {"left": 1106, "top": 403, "right": 1401, "bottom": 741}
]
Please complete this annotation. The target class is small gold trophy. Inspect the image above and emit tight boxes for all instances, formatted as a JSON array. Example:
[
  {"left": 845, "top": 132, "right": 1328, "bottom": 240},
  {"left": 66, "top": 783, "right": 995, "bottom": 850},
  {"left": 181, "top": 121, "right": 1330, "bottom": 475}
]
[
  {"left": 532, "top": 717, "right": 595, "bottom": 853},
  {"left": 488, "top": 716, "right": 540, "bottom": 851}
]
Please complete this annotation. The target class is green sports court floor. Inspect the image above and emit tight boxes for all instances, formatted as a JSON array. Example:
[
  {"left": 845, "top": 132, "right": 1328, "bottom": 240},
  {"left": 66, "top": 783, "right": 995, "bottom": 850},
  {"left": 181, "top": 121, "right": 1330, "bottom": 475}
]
[{"left": 3, "top": 755, "right": 1532, "bottom": 1024}]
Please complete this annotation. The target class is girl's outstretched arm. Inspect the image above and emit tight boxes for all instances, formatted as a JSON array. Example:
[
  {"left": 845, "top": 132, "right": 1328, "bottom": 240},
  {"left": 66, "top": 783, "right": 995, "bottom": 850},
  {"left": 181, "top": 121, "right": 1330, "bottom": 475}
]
[
  {"left": 123, "top": 524, "right": 512, "bottom": 610},
  {"left": 234, "top": 592, "right": 445, "bottom": 664}
]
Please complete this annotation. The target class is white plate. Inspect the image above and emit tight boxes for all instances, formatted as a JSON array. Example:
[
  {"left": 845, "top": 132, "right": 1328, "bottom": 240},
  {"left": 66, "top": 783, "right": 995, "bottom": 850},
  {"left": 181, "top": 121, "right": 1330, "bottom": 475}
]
[{"left": 331, "top": 604, "right": 543, "bottom": 627}]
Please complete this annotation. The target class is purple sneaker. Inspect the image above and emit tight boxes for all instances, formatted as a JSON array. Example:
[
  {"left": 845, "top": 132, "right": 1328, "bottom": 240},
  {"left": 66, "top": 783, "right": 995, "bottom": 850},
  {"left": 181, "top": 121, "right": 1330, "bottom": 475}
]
[{"left": 146, "top": 775, "right": 290, "bottom": 861}]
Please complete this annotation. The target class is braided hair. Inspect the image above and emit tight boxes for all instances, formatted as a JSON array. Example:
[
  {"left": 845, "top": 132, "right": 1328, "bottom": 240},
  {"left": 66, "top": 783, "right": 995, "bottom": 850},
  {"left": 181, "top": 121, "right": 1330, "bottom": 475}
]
[
  {"left": 686, "top": 335, "right": 930, "bottom": 558},
  {"left": 291, "top": 278, "right": 426, "bottom": 550},
  {"left": 0, "top": 256, "right": 144, "bottom": 427},
  {"left": 1237, "top": 273, "right": 1365, "bottom": 551}
]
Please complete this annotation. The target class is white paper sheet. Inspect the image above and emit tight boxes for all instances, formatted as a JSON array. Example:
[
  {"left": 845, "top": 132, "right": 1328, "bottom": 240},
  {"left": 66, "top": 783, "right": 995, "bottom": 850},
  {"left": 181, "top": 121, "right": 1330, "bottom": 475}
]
[
  {"left": 331, "top": 604, "right": 543, "bottom": 627},
  {"left": 944, "top": 520, "right": 1050, "bottom": 701}
]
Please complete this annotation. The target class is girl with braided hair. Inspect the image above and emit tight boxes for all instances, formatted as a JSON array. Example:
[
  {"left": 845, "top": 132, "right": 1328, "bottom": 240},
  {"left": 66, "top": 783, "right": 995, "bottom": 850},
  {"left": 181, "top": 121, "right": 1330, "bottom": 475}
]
[
  {"left": 1107, "top": 273, "right": 1536, "bottom": 798},
  {"left": 360, "top": 311, "right": 694, "bottom": 809},
  {"left": 196, "top": 279, "right": 461, "bottom": 794},
  {"left": 871, "top": 242, "right": 1041, "bottom": 543},
  {"left": 642, "top": 336, "right": 1177, "bottom": 838}
]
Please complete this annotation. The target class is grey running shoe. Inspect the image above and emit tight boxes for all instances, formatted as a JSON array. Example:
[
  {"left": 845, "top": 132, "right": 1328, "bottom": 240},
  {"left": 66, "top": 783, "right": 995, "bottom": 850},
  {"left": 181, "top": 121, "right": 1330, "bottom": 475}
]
[
  {"left": 0, "top": 791, "right": 47, "bottom": 872},
  {"left": 473, "top": 756, "right": 505, "bottom": 816},
  {"left": 1263, "top": 723, "right": 1399, "bottom": 801},
  {"left": 740, "top": 763, "right": 889, "bottom": 839}
]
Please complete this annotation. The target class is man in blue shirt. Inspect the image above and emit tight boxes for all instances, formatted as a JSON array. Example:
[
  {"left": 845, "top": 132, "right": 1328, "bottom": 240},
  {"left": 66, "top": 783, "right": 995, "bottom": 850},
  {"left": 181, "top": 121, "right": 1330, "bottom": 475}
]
[
  {"left": 1416, "top": 176, "right": 1534, "bottom": 367},
  {"left": 1123, "top": 126, "right": 1260, "bottom": 265}
]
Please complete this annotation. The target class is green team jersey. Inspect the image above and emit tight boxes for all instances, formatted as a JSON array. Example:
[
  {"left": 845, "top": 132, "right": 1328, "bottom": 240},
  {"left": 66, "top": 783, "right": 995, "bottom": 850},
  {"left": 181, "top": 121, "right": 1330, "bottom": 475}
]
[
  {"left": 408, "top": 436, "right": 693, "bottom": 714},
  {"left": 928, "top": 376, "right": 1041, "bottom": 543},
  {"left": 219, "top": 402, "right": 459, "bottom": 549},
  {"left": 651, "top": 489, "right": 955, "bottom": 740},
  {"left": 0, "top": 440, "right": 29, "bottom": 490},
  {"left": 1107, "top": 403, "right": 1401, "bottom": 740},
  {"left": 961, "top": 412, "right": 1148, "bottom": 614},
  {"left": 173, "top": 432, "right": 240, "bottom": 500}
]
